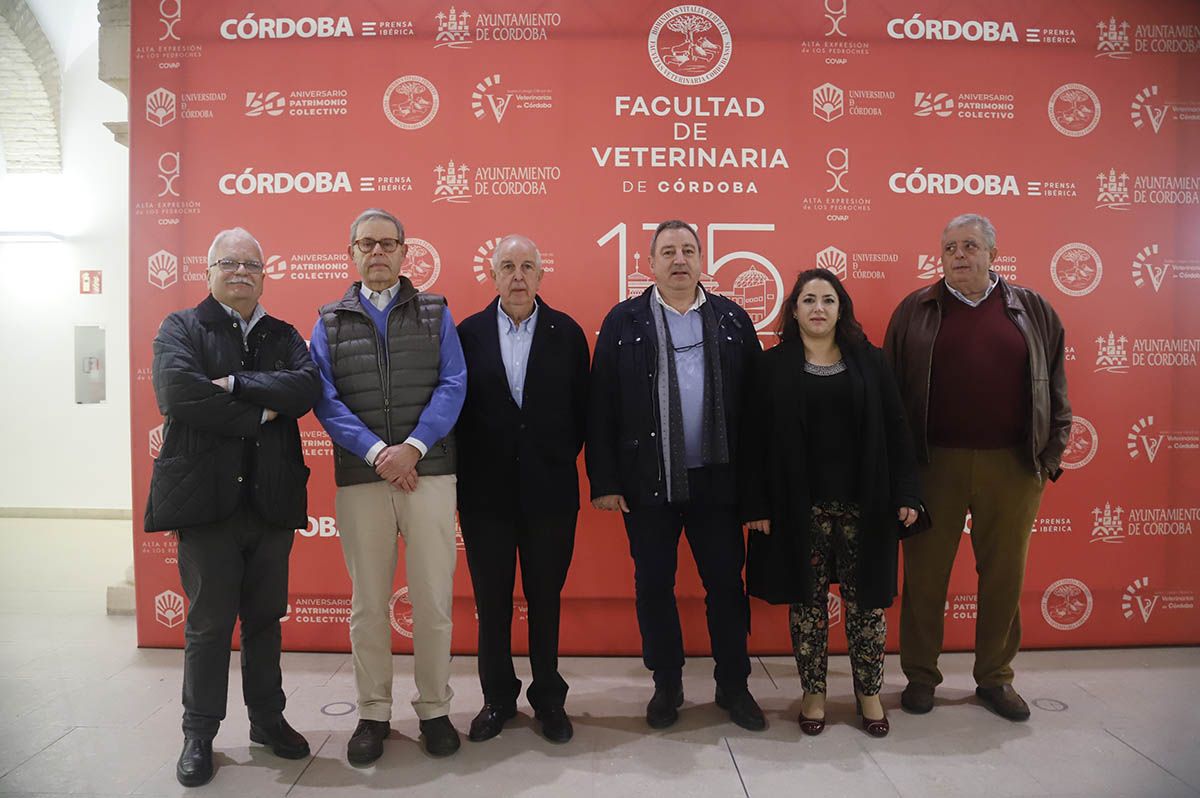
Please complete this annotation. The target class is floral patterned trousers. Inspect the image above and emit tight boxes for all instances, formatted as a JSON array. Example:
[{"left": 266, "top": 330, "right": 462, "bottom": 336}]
[{"left": 789, "top": 501, "right": 887, "bottom": 696}]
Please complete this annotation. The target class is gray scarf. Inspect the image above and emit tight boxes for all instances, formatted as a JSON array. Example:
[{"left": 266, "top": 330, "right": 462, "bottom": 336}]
[{"left": 652, "top": 292, "right": 730, "bottom": 502}]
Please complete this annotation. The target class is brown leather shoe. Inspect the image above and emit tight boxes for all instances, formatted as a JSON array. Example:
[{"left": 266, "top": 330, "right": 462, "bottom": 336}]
[
  {"left": 976, "top": 684, "right": 1031, "bottom": 721},
  {"left": 900, "top": 682, "right": 934, "bottom": 714}
]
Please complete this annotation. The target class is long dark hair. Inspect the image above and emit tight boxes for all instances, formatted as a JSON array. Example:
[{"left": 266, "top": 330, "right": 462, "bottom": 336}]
[{"left": 776, "top": 268, "right": 868, "bottom": 347}]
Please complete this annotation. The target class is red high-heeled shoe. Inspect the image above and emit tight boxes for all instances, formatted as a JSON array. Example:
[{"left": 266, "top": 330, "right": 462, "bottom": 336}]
[
  {"left": 797, "top": 711, "right": 826, "bottom": 736},
  {"left": 856, "top": 695, "right": 890, "bottom": 738}
]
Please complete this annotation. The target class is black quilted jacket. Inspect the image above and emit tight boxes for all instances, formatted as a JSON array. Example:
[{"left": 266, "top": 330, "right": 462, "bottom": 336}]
[{"left": 144, "top": 295, "right": 321, "bottom": 532}]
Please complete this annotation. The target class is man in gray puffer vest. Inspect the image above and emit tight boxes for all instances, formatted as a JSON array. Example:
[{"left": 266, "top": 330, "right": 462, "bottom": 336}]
[{"left": 311, "top": 208, "right": 467, "bottom": 762}]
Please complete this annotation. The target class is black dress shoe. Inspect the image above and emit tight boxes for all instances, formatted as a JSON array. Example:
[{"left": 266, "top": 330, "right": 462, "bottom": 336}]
[
  {"left": 347, "top": 719, "right": 390, "bottom": 765},
  {"left": 715, "top": 686, "right": 767, "bottom": 731},
  {"left": 901, "top": 682, "right": 935, "bottom": 714},
  {"left": 249, "top": 716, "right": 311, "bottom": 759},
  {"left": 176, "top": 737, "right": 214, "bottom": 787},
  {"left": 419, "top": 715, "right": 461, "bottom": 757},
  {"left": 468, "top": 703, "right": 517, "bottom": 742},
  {"left": 535, "top": 706, "right": 574, "bottom": 743},
  {"left": 646, "top": 683, "right": 684, "bottom": 729}
]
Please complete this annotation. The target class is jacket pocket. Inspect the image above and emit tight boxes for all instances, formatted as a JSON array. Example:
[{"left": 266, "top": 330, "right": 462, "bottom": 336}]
[
  {"left": 146, "top": 449, "right": 224, "bottom": 531},
  {"left": 253, "top": 456, "right": 311, "bottom": 529}
]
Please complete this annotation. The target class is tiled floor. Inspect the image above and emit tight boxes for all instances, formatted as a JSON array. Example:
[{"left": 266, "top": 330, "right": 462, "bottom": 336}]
[{"left": 0, "top": 613, "right": 1197, "bottom": 797}]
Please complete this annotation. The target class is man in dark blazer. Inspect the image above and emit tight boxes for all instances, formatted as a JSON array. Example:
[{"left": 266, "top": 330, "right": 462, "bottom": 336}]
[
  {"left": 146, "top": 227, "right": 321, "bottom": 787},
  {"left": 456, "top": 233, "right": 590, "bottom": 743}
]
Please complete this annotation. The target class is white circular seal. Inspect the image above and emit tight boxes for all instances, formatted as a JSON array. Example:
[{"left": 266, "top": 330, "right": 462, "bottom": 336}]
[
  {"left": 1048, "top": 83, "right": 1101, "bottom": 137},
  {"left": 1041, "top": 578, "right": 1094, "bottom": 631},
  {"left": 1060, "top": 415, "right": 1099, "bottom": 470},
  {"left": 401, "top": 237, "right": 442, "bottom": 292},
  {"left": 383, "top": 75, "right": 440, "bottom": 130},
  {"left": 648, "top": 5, "right": 732, "bottom": 86},
  {"left": 388, "top": 586, "right": 414, "bottom": 638},
  {"left": 1051, "top": 242, "right": 1103, "bottom": 296}
]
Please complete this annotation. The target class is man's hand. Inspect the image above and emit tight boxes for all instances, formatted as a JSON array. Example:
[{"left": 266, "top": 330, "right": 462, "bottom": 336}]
[
  {"left": 592, "top": 494, "right": 629, "bottom": 513},
  {"left": 376, "top": 443, "right": 421, "bottom": 493},
  {"left": 263, "top": 409, "right": 278, "bottom": 422},
  {"left": 745, "top": 519, "right": 771, "bottom": 535},
  {"left": 211, "top": 376, "right": 231, "bottom": 391},
  {"left": 898, "top": 507, "right": 918, "bottom": 527}
]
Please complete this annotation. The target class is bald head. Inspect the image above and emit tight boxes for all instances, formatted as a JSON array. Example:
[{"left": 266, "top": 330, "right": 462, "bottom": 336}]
[{"left": 491, "top": 234, "right": 543, "bottom": 323}]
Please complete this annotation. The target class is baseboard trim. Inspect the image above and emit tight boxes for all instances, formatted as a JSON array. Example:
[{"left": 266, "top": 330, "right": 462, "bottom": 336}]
[{"left": 0, "top": 507, "right": 133, "bottom": 520}]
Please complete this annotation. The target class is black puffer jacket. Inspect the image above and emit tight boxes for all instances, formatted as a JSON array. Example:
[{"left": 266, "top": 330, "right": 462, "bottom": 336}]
[{"left": 144, "top": 295, "right": 321, "bottom": 532}]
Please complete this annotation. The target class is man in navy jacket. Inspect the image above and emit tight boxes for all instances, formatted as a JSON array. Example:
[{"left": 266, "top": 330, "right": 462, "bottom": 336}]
[
  {"left": 456, "top": 234, "right": 589, "bottom": 743},
  {"left": 586, "top": 220, "right": 765, "bottom": 731}
]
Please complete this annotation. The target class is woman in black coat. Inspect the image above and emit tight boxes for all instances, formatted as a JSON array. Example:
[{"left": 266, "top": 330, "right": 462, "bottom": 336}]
[{"left": 742, "top": 268, "right": 921, "bottom": 737}]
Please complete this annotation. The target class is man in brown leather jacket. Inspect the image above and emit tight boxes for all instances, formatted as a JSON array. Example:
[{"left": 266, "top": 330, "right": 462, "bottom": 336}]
[{"left": 883, "top": 213, "right": 1071, "bottom": 721}]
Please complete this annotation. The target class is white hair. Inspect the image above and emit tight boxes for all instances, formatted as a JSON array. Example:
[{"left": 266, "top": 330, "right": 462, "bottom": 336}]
[
  {"left": 491, "top": 234, "right": 542, "bottom": 271},
  {"left": 207, "top": 227, "right": 263, "bottom": 264},
  {"left": 943, "top": 213, "right": 996, "bottom": 249}
]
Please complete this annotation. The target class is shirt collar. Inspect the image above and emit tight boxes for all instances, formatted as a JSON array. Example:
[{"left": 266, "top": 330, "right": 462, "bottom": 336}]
[
  {"left": 652, "top": 285, "right": 706, "bottom": 316},
  {"left": 944, "top": 271, "right": 999, "bottom": 307},
  {"left": 497, "top": 297, "right": 540, "bottom": 333},
  {"left": 359, "top": 280, "right": 401, "bottom": 304},
  {"left": 216, "top": 300, "right": 265, "bottom": 330}
]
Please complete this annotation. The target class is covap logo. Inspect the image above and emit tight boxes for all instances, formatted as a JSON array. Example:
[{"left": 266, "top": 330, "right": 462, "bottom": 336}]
[
  {"left": 1041, "top": 578, "right": 1093, "bottom": 631},
  {"left": 1050, "top": 242, "right": 1102, "bottom": 296},
  {"left": 384, "top": 75, "right": 439, "bottom": 130},
  {"left": 148, "top": 250, "right": 179, "bottom": 289},
  {"left": 389, "top": 586, "right": 414, "bottom": 638},
  {"left": 648, "top": 6, "right": 732, "bottom": 86},
  {"left": 1122, "top": 577, "right": 1156, "bottom": 622},
  {"left": 1060, "top": 415, "right": 1099, "bottom": 470},
  {"left": 400, "top": 238, "right": 442, "bottom": 291},
  {"left": 157, "top": 152, "right": 180, "bottom": 197},
  {"left": 1048, "top": 83, "right": 1101, "bottom": 137},
  {"left": 146, "top": 87, "right": 177, "bottom": 127},
  {"left": 1127, "top": 416, "right": 1164, "bottom": 462},
  {"left": 813, "top": 83, "right": 844, "bottom": 122},
  {"left": 155, "top": 589, "right": 186, "bottom": 628}
]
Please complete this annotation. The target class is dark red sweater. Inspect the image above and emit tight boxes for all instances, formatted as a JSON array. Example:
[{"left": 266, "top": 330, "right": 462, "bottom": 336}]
[{"left": 928, "top": 286, "right": 1029, "bottom": 449}]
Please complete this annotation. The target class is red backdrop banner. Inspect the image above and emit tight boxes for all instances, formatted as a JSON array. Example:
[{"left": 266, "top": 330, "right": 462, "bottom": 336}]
[{"left": 130, "top": 0, "right": 1200, "bottom": 654}]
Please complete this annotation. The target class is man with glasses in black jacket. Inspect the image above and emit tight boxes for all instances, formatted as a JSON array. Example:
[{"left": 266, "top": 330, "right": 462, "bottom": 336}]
[{"left": 146, "top": 227, "right": 321, "bottom": 787}]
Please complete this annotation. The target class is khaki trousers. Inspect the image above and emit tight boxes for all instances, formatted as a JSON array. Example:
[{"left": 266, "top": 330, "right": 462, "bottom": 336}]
[
  {"left": 336, "top": 475, "right": 457, "bottom": 721},
  {"left": 900, "top": 447, "right": 1044, "bottom": 688}
]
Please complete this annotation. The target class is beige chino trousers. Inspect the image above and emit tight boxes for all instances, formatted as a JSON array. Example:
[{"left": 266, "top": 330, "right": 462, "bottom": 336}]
[{"left": 336, "top": 475, "right": 457, "bottom": 721}]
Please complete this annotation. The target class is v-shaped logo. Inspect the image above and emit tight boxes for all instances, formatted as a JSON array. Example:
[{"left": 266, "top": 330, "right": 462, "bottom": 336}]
[
  {"left": 487, "top": 93, "right": 513, "bottom": 123},
  {"left": 1135, "top": 594, "right": 1158, "bottom": 622},
  {"left": 1144, "top": 105, "right": 1168, "bottom": 134},
  {"left": 1146, "top": 261, "right": 1169, "bottom": 292},
  {"left": 1140, "top": 434, "right": 1165, "bottom": 462}
]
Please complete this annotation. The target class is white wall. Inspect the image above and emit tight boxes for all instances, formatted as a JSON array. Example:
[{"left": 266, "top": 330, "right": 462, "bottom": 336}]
[{"left": 0, "top": 1, "right": 131, "bottom": 510}]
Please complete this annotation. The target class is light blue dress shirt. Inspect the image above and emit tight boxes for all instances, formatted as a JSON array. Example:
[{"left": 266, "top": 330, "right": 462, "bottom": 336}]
[{"left": 497, "top": 300, "right": 539, "bottom": 408}]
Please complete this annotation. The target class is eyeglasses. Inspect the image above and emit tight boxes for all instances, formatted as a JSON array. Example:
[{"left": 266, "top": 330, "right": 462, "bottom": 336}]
[
  {"left": 353, "top": 237, "right": 403, "bottom": 253},
  {"left": 210, "top": 258, "right": 264, "bottom": 274}
]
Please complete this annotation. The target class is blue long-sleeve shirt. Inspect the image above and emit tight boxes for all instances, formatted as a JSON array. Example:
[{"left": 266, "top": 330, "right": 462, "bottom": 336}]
[{"left": 310, "top": 290, "right": 466, "bottom": 464}]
